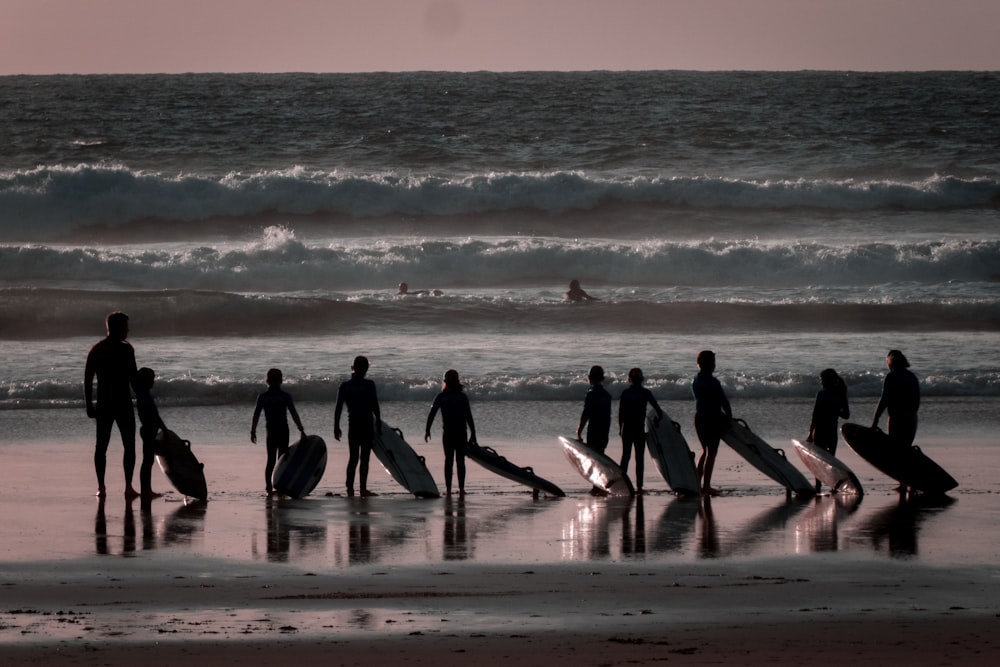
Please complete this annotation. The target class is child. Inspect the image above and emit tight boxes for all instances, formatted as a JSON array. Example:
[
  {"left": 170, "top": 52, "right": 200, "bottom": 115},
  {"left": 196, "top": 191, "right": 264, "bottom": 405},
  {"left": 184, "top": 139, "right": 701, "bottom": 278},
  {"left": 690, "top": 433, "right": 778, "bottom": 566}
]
[
  {"left": 334, "top": 356, "right": 382, "bottom": 497},
  {"left": 807, "top": 368, "right": 850, "bottom": 492},
  {"left": 618, "top": 367, "right": 663, "bottom": 495},
  {"left": 692, "top": 350, "right": 732, "bottom": 496},
  {"left": 134, "top": 366, "right": 164, "bottom": 501},
  {"left": 577, "top": 365, "right": 612, "bottom": 495},
  {"left": 251, "top": 368, "right": 306, "bottom": 496},
  {"left": 425, "top": 369, "right": 477, "bottom": 496}
]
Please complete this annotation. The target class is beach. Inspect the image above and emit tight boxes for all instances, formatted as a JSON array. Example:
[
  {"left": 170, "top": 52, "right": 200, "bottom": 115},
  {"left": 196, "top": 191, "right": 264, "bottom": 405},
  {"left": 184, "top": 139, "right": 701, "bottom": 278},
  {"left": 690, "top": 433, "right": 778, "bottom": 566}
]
[
  {"left": 3, "top": 400, "right": 1000, "bottom": 665},
  {"left": 2, "top": 70, "right": 999, "bottom": 664}
]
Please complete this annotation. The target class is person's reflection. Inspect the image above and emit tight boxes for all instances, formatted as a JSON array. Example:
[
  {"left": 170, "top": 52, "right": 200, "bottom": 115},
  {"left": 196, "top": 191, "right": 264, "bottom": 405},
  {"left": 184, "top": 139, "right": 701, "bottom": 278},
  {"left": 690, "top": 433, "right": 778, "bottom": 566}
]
[
  {"left": 349, "top": 509, "right": 373, "bottom": 564},
  {"left": 652, "top": 496, "right": 700, "bottom": 554},
  {"left": 621, "top": 496, "right": 645, "bottom": 556},
  {"left": 95, "top": 498, "right": 108, "bottom": 555},
  {"left": 862, "top": 494, "right": 954, "bottom": 558},
  {"left": 443, "top": 495, "right": 469, "bottom": 560},
  {"left": 123, "top": 499, "right": 136, "bottom": 556},
  {"left": 266, "top": 496, "right": 290, "bottom": 562},
  {"left": 801, "top": 494, "right": 862, "bottom": 553},
  {"left": 162, "top": 499, "right": 207, "bottom": 546},
  {"left": 698, "top": 495, "right": 720, "bottom": 558}
]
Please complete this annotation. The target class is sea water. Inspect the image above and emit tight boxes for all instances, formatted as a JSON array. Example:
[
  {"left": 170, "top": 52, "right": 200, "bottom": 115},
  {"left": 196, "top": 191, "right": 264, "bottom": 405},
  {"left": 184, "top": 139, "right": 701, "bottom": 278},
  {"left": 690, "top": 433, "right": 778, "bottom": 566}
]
[
  {"left": 2, "top": 72, "right": 1000, "bottom": 567},
  {"left": 1, "top": 71, "right": 998, "bottom": 455}
]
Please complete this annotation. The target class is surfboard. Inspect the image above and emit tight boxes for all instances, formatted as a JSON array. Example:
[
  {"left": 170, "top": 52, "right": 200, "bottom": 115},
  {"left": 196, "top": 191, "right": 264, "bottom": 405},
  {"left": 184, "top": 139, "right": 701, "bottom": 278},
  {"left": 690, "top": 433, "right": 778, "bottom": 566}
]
[
  {"left": 272, "top": 434, "right": 328, "bottom": 498},
  {"left": 465, "top": 442, "right": 565, "bottom": 497},
  {"left": 792, "top": 438, "right": 863, "bottom": 496},
  {"left": 645, "top": 411, "right": 700, "bottom": 495},
  {"left": 371, "top": 423, "right": 440, "bottom": 498},
  {"left": 559, "top": 435, "right": 635, "bottom": 497},
  {"left": 153, "top": 428, "right": 208, "bottom": 501},
  {"left": 840, "top": 423, "right": 958, "bottom": 494},
  {"left": 721, "top": 419, "right": 814, "bottom": 496}
]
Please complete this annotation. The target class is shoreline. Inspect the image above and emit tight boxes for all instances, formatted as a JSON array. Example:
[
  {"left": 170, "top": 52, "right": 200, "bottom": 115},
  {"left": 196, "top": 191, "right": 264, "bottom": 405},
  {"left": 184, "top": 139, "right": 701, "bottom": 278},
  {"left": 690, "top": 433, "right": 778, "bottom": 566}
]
[{"left": 3, "top": 556, "right": 999, "bottom": 665}]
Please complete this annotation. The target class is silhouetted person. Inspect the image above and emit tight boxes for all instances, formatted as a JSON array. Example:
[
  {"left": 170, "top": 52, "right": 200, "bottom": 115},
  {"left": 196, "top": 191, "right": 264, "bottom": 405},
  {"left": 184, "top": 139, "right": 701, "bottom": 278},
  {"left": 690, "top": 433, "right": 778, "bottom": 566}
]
[
  {"left": 577, "top": 365, "right": 613, "bottom": 495},
  {"left": 425, "top": 369, "right": 477, "bottom": 496},
  {"left": 872, "top": 349, "right": 920, "bottom": 448},
  {"left": 807, "top": 368, "right": 850, "bottom": 492},
  {"left": 692, "top": 350, "right": 732, "bottom": 496},
  {"left": 85, "top": 311, "right": 139, "bottom": 499},
  {"left": 135, "top": 367, "right": 166, "bottom": 500},
  {"left": 618, "top": 367, "right": 663, "bottom": 495},
  {"left": 251, "top": 368, "right": 306, "bottom": 496},
  {"left": 335, "top": 356, "right": 382, "bottom": 497},
  {"left": 565, "top": 279, "right": 599, "bottom": 302}
]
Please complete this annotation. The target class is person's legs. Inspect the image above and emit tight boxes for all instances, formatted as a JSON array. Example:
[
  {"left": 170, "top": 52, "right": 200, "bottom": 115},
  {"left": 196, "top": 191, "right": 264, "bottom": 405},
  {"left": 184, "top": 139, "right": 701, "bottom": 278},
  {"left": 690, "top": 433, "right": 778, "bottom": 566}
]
[
  {"left": 94, "top": 409, "right": 114, "bottom": 496},
  {"left": 455, "top": 439, "right": 467, "bottom": 494},
  {"left": 695, "top": 414, "right": 721, "bottom": 495},
  {"left": 632, "top": 433, "right": 646, "bottom": 491},
  {"left": 442, "top": 441, "right": 455, "bottom": 495},
  {"left": 117, "top": 406, "right": 137, "bottom": 495},
  {"left": 138, "top": 427, "right": 157, "bottom": 497}
]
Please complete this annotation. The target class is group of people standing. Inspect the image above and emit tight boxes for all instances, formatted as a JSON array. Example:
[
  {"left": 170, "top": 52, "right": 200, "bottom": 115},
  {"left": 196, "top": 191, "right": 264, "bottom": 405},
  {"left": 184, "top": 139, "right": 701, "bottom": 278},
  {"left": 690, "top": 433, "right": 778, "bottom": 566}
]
[
  {"left": 575, "top": 348, "right": 920, "bottom": 496},
  {"left": 85, "top": 310, "right": 921, "bottom": 500}
]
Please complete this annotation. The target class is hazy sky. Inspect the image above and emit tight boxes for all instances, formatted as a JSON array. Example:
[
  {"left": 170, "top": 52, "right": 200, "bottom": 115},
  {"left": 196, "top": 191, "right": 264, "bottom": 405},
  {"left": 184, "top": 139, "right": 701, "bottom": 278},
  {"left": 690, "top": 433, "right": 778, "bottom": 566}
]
[{"left": 2, "top": 0, "right": 998, "bottom": 74}]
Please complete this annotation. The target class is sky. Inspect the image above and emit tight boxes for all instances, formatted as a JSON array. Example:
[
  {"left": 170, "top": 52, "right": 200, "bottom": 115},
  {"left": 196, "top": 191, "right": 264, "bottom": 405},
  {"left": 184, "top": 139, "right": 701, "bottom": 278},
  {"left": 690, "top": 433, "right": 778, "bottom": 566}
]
[{"left": 1, "top": 0, "right": 998, "bottom": 75}]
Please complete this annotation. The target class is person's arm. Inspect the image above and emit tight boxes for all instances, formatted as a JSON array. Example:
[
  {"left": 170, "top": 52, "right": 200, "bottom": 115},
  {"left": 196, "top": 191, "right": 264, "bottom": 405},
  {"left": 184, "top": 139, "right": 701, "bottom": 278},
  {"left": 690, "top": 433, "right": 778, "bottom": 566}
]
[
  {"left": 465, "top": 396, "right": 477, "bottom": 444},
  {"left": 84, "top": 350, "right": 96, "bottom": 418},
  {"left": 334, "top": 386, "right": 345, "bottom": 440},
  {"left": 871, "top": 378, "right": 888, "bottom": 428},
  {"left": 424, "top": 396, "right": 440, "bottom": 442},
  {"left": 287, "top": 396, "right": 305, "bottom": 436},
  {"left": 370, "top": 382, "right": 382, "bottom": 434},
  {"left": 250, "top": 396, "right": 263, "bottom": 443}
]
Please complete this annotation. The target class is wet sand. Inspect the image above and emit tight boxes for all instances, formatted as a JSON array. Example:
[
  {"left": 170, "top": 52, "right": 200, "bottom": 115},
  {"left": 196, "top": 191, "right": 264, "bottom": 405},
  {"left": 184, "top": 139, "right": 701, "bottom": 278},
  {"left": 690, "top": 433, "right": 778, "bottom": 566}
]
[{"left": 2, "top": 420, "right": 999, "bottom": 665}]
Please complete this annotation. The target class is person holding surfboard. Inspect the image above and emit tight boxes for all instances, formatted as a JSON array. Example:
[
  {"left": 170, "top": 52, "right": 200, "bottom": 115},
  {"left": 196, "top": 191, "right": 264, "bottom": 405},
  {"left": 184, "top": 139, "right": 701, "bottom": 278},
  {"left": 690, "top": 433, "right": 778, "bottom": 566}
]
[
  {"left": 617, "top": 367, "right": 663, "bottom": 495},
  {"left": 134, "top": 367, "right": 166, "bottom": 501},
  {"left": 871, "top": 349, "right": 920, "bottom": 448},
  {"left": 251, "top": 368, "right": 306, "bottom": 496},
  {"left": 334, "top": 355, "right": 382, "bottom": 497},
  {"left": 425, "top": 369, "right": 477, "bottom": 496},
  {"left": 692, "top": 350, "right": 732, "bottom": 496},
  {"left": 84, "top": 311, "right": 140, "bottom": 500},
  {"left": 806, "top": 368, "right": 850, "bottom": 493},
  {"left": 577, "top": 365, "right": 613, "bottom": 495}
]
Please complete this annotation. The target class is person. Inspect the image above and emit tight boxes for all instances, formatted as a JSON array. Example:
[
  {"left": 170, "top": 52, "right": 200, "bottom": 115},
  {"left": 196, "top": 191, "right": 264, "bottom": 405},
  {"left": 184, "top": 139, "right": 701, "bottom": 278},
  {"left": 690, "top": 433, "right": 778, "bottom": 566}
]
[
  {"left": 617, "top": 367, "right": 663, "bottom": 495},
  {"left": 334, "top": 356, "right": 382, "bottom": 497},
  {"left": 565, "top": 279, "right": 599, "bottom": 302},
  {"left": 577, "top": 365, "right": 613, "bottom": 495},
  {"left": 84, "top": 311, "right": 139, "bottom": 499},
  {"left": 251, "top": 368, "right": 306, "bottom": 496},
  {"left": 134, "top": 367, "right": 166, "bottom": 501},
  {"left": 871, "top": 349, "right": 920, "bottom": 448},
  {"left": 397, "top": 282, "right": 443, "bottom": 296},
  {"left": 425, "top": 369, "right": 477, "bottom": 496},
  {"left": 692, "top": 350, "right": 732, "bottom": 497},
  {"left": 806, "top": 368, "right": 850, "bottom": 493}
]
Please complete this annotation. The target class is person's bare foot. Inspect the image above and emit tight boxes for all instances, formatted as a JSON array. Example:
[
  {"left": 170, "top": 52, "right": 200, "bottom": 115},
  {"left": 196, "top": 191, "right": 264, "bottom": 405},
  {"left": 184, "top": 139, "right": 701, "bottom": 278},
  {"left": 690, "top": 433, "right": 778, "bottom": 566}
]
[
  {"left": 360, "top": 489, "right": 378, "bottom": 497},
  {"left": 96, "top": 486, "right": 107, "bottom": 498},
  {"left": 702, "top": 486, "right": 722, "bottom": 496},
  {"left": 124, "top": 486, "right": 140, "bottom": 500},
  {"left": 142, "top": 490, "right": 164, "bottom": 500}
]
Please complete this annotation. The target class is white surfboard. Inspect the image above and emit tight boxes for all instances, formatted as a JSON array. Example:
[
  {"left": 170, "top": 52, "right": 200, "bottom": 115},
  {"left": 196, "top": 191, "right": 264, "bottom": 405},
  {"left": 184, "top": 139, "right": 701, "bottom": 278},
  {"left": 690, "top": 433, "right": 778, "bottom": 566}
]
[
  {"left": 792, "top": 438, "right": 863, "bottom": 496},
  {"left": 645, "top": 411, "right": 700, "bottom": 496},
  {"left": 722, "top": 419, "right": 815, "bottom": 496},
  {"left": 371, "top": 423, "right": 440, "bottom": 498},
  {"left": 559, "top": 435, "right": 634, "bottom": 497}
]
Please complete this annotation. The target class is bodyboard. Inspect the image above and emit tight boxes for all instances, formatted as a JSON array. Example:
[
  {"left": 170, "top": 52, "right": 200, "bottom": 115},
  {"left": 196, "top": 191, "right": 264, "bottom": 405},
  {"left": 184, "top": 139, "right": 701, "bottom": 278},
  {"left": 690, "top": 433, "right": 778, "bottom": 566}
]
[
  {"left": 841, "top": 423, "right": 957, "bottom": 494},
  {"left": 645, "top": 411, "right": 700, "bottom": 495},
  {"left": 154, "top": 429, "right": 208, "bottom": 501},
  {"left": 466, "top": 442, "right": 565, "bottom": 497},
  {"left": 792, "top": 438, "right": 863, "bottom": 496},
  {"left": 721, "top": 419, "right": 814, "bottom": 495},
  {"left": 371, "top": 423, "right": 440, "bottom": 498},
  {"left": 272, "top": 434, "right": 328, "bottom": 498},
  {"left": 559, "top": 435, "right": 635, "bottom": 497}
]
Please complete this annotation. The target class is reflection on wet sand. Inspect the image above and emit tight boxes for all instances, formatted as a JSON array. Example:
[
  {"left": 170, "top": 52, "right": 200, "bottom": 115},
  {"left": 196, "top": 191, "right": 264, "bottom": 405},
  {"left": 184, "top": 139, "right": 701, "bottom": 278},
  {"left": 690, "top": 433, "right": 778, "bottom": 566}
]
[
  {"left": 699, "top": 495, "right": 813, "bottom": 559},
  {"left": 95, "top": 497, "right": 207, "bottom": 556},
  {"left": 794, "top": 494, "right": 863, "bottom": 553},
  {"left": 853, "top": 493, "right": 957, "bottom": 558},
  {"left": 261, "top": 497, "right": 327, "bottom": 563}
]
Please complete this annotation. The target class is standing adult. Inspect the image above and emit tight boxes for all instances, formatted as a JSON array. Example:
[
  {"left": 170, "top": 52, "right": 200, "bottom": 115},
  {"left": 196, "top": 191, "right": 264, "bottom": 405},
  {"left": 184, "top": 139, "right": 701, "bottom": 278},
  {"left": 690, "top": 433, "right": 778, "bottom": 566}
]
[
  {"left": 871, "top": 349, "right": 920, "bottom": 448},
  {"left": 692, "top": 350, "right": 732, "bottom": 497},
  {"left": 84, "top": 311, "right": 139, "bottom": 499},
  {"left": 334, "top": 355, "right": 382, "bottom": 497}
]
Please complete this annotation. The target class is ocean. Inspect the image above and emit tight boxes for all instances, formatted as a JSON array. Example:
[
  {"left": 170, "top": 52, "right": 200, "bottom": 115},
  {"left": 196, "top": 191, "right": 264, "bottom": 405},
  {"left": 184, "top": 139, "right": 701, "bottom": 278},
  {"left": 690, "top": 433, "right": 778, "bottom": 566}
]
[{"left": 1, "top": 71, "right": 998, "bottom": 481}]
